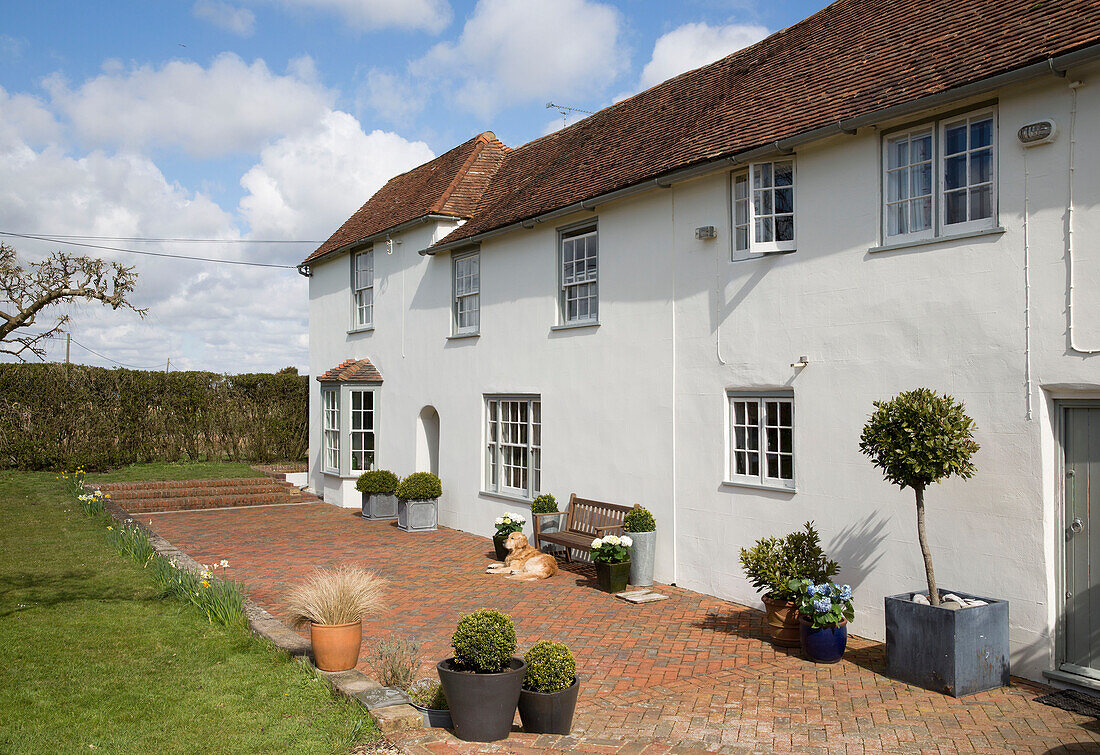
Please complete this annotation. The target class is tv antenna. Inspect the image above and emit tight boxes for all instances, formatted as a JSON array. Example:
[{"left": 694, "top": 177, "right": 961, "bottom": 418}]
[{"left": 546, "top": 101, "right": 593, "bottom": 128}]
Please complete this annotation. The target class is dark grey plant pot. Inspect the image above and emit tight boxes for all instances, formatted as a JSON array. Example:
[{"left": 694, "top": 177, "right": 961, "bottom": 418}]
[
  {"left": 518, "top": 677, "right": 579, "bottom": 735},
  {"left": 885, "top": 590, "right": 1009, "bottom": 697},
  {"left": 626, "top": 530, "right": 656, "bottom": 587},
  {"left": 397, "top": 498, "right": 437, "bottom": 532},
  {"left": 410, "top": 702, "right": 452, "bottom": 729},
  {"left": 361, "top": 492, "right": 397, "bottom": 520},
  {"left": 437, "top": 657, "right": 525, "bottom": 742}
]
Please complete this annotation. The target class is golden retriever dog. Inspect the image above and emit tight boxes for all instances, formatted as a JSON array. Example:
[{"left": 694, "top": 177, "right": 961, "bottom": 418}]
[{"left": 486, "top": 532, "right": 558, "bottom": 581}]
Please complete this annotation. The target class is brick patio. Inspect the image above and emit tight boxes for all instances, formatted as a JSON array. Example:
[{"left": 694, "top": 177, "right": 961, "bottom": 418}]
[{"left": 142, "top": 500, "right": 1100, "bottom": 754}]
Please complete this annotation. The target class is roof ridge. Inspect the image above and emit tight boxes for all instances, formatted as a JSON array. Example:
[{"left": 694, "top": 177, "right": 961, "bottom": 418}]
[{"left": 430, "top": 131, "right": 502, "bottom": 214}]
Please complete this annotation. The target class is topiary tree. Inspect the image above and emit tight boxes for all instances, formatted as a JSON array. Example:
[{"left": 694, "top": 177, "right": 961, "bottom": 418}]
[
  {"left": 623, "top": 506, "right": 656, "bottom": 532},
  {"left": 531, "top": 494, "right": 558, "bottom": 514},
  {"left": 522, "top": 640, "right": 576, "bottom": 693},
  {"left": 859, "top": 388, "right": 979, "bottom": 607},
  {"left": 396, "top": 472, "right": 442, "bottom": 501},
  {"left": 356, "top": 469, "right": 399, "bottom": 494},
  {"left": 451, "top": 609, "right": 517, "bottom": 673}
]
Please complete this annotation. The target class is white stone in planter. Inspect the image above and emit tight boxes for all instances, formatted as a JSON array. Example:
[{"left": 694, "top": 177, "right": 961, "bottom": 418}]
[{"left": 397, "top": 498, "right": 437, "bottom": 532}]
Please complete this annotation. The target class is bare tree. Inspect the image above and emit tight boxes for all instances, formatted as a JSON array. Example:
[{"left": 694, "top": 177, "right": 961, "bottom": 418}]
[{"left": 0, "top": 242, "right": 147, "bottom": 361}]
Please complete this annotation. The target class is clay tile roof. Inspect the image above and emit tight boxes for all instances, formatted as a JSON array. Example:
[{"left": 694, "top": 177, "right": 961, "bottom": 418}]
[
  {"left": 315, "top": 358, "right": 383, "bottom": 384},
  {"left": 302, "top": 132, "right": 508, "bottom": 265},
  {"left": 433, "top": 0, "right": 1100, "bottom": 247}
]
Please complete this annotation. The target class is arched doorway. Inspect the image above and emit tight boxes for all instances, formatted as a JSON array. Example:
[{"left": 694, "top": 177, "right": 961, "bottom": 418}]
[{"left": 416, "top": 406, "right": 440, "bottom": 476}]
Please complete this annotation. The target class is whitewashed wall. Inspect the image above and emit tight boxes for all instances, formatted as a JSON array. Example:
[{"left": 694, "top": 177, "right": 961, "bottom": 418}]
[{"left": 309, "top": 64, "right": 1100, "bottom": 682}]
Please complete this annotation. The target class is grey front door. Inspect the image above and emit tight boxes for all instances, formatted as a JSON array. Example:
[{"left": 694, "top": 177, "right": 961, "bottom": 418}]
[{"left": 1063, "top": 406, "right": 1100, "bottom": 678}]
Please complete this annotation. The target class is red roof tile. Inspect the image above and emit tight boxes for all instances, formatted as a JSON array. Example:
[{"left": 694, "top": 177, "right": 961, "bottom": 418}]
[
  {"left": 315, "top": 358, "right": 383, "bottom": 384},
  {"left": 303, "top": 132, "right": 508, "bottom": 264},
  {"left": 436, "top": 0, "right": 1100, "bottom": 246}
]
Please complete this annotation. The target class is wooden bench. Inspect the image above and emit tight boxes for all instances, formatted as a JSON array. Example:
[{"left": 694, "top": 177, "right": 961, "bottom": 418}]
[{"left": 532, "top": 494, "right": 638, "bottom": 561}]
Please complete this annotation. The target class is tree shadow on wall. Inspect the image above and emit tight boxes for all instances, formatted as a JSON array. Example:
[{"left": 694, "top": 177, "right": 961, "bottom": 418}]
[{"left": 828, "top": 512, "right": 890, "bottom": 593}]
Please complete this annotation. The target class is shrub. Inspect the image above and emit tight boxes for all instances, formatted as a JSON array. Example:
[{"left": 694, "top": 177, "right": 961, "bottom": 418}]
[
  {"left": 791, "top": 579, "right": 854, "bottom": 629},
  {"left": 286, "top": 567, "right": 388, "bottom": 627},
  {"left": 356, "top": 470, "right": 399, "bottom": 495},
  {"left": 451, "top": 609, "right": 517, "bottom": 673},
  {"left": 522, "top": 640, "right": 576, "bottom": 693},
  {"left": 531, "top": 494, "right": 558, "bottom": 514},
  {"left": 590, "top": 534, "right": 632, "bottom": 564},
  {"left": 493, "top": 512, "right": 525, "bottom": 537},
  {"left": 367, "top": 637, "right": 422, "bottom": 689},
  {"left": 408, "top": 679, "right": 449, "bottom": 710},
  {"left": 739, "top": 521, "right": 839, "bottom": 602},
  {"left": 623, "top": 507, "right": 656, "bottom": 532},
  {"left": 396, "top": 472, "right": 442, "bottom": 501},
  {"left": 859, "top": 388, "right": 979, "bottom": 606}
]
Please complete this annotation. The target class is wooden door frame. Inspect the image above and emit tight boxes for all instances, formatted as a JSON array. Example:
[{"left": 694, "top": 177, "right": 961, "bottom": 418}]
[{"left": 1055, "top": 400, "right": 1100, "bottom": 672}]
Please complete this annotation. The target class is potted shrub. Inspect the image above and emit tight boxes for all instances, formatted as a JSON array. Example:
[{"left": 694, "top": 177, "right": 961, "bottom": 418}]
[
  {"left": 590, "top": 534, "right": 632, "bottom": 593},
  {"left": 436, "top": 609, "right": 526, "bottom": 742},
  {"left": 397, "top": 472, "right": 442, "bottom": 532},
  {"left": 791, "top": 579, "right": 854, "bottom": 663},
  {"left": 624, "top": 506, "right": 656, "bottom": 587},
  {"left": 739, "top": 522, "right": 839, "bottom": 647},
  {"left": 357, "top": 470, "right": 399, "bottom": 520},
  {"left": 492, "top": 512, "right": 526, "bottom": 560},
  {"left": 408, "top": 679, "right": 451, "bottom": 729},
  {"left": 517, "top": 640, "right": 579, "bottom": 735},
  {"left": 287, "top": 566, "right": 387, "bottom": 672},
  {"left": 531, "top": 494, "right": 564, "bottom": 553},
  {"left": 860, "top": 388, "right": 1007, "bottom": 697}
]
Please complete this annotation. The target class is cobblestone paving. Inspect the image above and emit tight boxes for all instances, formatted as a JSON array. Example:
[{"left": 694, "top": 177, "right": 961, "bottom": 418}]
[{"left": 144, "top": 501, "right": 1100, "bottom": 754}]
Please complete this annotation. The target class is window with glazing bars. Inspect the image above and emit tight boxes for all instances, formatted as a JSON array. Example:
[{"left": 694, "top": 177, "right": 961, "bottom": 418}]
[
  {"left": 560, "top": 228, "right": 598, "bottom": 323},
  {"left": 729, "top": 395, "right": 794, "bottom": 488},
  {"left": 453, "top": 251, "right": 480, "bottom": 334},
  {"left": 349, "top": 389, "right": 375, "bottom": 472},
  {"left": 353, "top": 250, "right": 374, "bottom": 328},
  {"left": 732, "top": 159, "right": 796, "bottom": 258},
  {"left": 485, "top": 396, "right": 541, "bottom": 498},
  {"left": 322, "top": 389, "right": 340, "bottom": 472}
]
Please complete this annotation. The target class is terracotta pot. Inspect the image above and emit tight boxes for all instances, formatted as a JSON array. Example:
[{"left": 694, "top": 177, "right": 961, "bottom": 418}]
[
  {"left": 310, "top": 620, "right": 362, "bottom": 671},
  {"left": 761, "top": 594, "right": 801, "bottom": 647}
]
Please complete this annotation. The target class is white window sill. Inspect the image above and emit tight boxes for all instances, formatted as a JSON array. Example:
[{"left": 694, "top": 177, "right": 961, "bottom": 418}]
[
  {"left": 447, "top": 332, "right": 480, "bottom": 340},
  {"left": 550, "top": 321, "right": 600, "bottom": 332},
  {"left": 721, "top": 479, "right": 797, "bottom": 494},
  {"left": 479, "top": 490, "right": 534, "bottom": 505},
  {"left": 732, "top": 248, "right": 797, "bottom": 262},
  {"left": 347, "top": 326, "right": 374, "bottom": 335},
  {"left": 869, "top": 226, "right": 1005, "bottom": 254}
]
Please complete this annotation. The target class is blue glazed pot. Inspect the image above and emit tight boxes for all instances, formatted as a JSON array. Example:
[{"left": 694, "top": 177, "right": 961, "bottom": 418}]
[{"left": 799, "top": 617, "right": 848, "bottom": 663}]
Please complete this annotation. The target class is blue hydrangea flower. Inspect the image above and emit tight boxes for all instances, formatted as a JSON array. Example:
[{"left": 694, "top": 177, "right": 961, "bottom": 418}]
[
  {"left": 812, "top": 597, "right": 832, "bottom": 614},
  {"left": 840, "top": 585, "right": 852, "bottom": 601}
]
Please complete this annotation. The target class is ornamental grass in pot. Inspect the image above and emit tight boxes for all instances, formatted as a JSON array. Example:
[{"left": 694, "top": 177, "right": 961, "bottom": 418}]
[
  {"left": 436, "top": 609, "right": 526, "bottom": 742},
  {"left": 492, "top": 512, "right": 525, "bottom": 560},
  {"left": 739, "top": 522, "right": 839, "bottom": 647},
  {"left": 518, "top": 640, "right": 579, "bottom": 735},
  {"left": 287, "top": 566, "right": 387, "bottom": 672},
  {"left": 791, "top": 578, "right": 854, "bottom": 663},
  {"left": 356, "top": 469, "right": 399, "bottom": 520},
  {"left": 623, "top": 506, "right": 656, "bottom": 587},
  {"left": 590, "top": 535, "right": 632, "bottom": 593}
]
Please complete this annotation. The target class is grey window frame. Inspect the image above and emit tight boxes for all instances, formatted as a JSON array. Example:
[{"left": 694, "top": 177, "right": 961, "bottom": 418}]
[
  {"left": 349, "top": 387, "right": 377, "bottom": 473},
  {"left": 726, "top": 391, "right": 795, "bottom": 490},
  {"left": 484, "top": 394, "right": 541, "bottom": 500},
  {"left": 322, "top": 387, "right": 340, "bottom": 474},
  {"left": 452, "top": 250, "right": 480, "bottom": 335},
  {"left": 352, "top": 248, "right": 374, "bottom": 329},
  {"left": 558, "top": 223, "right": 599, "bottom": 325}
]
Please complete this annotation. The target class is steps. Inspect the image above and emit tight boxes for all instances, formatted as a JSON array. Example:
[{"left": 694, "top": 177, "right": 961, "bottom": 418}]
[{"left": 96, "top": 477, "right": 321, "bottom": 514}]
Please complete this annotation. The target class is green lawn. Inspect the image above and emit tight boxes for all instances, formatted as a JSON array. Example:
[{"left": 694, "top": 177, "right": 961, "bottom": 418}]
[
  {"left": 0, "top": 466, "right": 379, "bottom": 754},
  {"left": 87, "top": 460, "right": 267, "bottom": 483}
]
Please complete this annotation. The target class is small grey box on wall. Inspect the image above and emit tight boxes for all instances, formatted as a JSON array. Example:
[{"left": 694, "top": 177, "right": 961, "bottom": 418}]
[{"left": 695, "top": 225, "right": 717, "bottom": 240}]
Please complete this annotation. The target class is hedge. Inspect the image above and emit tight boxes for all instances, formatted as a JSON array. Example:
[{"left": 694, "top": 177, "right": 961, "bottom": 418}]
[{"left": 0, "top": 363, "right": 307, "bottom": 470}]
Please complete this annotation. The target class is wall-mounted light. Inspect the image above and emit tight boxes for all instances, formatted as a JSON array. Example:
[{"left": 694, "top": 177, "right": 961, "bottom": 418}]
[{"left": 790, "top": 355, "right": 809, "bottom": 368}]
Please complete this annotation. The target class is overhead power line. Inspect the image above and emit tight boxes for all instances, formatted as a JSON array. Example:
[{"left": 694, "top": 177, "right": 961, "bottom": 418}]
[
  {"left": 29, "top": 333, "right": 163, "bottom": 370},
  {"left": 10, "top": 233, "right": 322, "bottom": 244},
  {"left": 0, "top": 231, "right": 300, "bottom": 269}
]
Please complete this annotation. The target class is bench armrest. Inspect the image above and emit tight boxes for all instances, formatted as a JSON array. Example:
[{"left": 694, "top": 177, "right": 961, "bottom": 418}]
[{"left": 593, "top": 523, "right": 623, "bottom": 533}]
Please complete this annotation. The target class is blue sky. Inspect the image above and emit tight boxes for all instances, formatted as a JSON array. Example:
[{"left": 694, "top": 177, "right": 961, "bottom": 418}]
[{"left": 0, "top": 0, "right": 828, "bottom": 373}]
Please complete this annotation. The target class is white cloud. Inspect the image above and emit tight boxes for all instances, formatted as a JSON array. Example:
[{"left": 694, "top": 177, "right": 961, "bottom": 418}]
[
  {"left": 357, "top": 69, "right": 428, "bottom": 126},
  {"left": 0, "top": 86, "right": 62, "bottom": 148},
  {"left": 0, "top": 35, "right": 28, "bottom": 61},
  {"left": 639, "top": 22, "right": 768, "bottom": 90},
  {"left": 259, "top": 0, "right": 452, "bottom": 33},
  {"left": 192, "top": 0, "right": 257, "bottom": 36},
  {"left": 367, "top": 0, "right": 626, "bottom": 121},
  {"left": 45, "top": 53, "right": 334, "bottom": 157},
  {"left": 239, "top": 109, "right": 434, "bottom": 239}
]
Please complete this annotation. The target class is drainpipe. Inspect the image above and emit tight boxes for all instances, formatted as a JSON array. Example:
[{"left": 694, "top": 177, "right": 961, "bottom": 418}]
[
  {"left": 1066, "top": 80, "right": 1099, "bottom": 354},
  {"left": 670, "top": 181, "right": 680, "bottom": 586}
]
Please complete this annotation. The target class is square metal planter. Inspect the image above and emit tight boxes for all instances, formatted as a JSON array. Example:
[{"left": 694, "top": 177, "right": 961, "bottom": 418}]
[
  {"left": 397, "top": 498, "right": 437, "bottom": 532},
  {"left": 361, "top": 492, "right": 397, "bottom": 520},
  {"left": 885, "top": 590, "right": 1009, "bottom": 697}
]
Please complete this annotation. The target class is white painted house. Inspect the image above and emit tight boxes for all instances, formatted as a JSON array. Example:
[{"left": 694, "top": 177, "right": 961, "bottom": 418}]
[{"left": 301, "top": 0, "right": 1100, "bottom": 686}]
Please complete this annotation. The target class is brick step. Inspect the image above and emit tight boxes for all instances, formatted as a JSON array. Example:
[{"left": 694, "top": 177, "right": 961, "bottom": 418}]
[
  {"left": 100, "top": 482, "right": 295, "bottom": 501},
  {"left": 97, "top": 477, "right": 281, "bottom": 492},
  {"left": 121, "top": 490, "right": 308, "bottom": 513}
]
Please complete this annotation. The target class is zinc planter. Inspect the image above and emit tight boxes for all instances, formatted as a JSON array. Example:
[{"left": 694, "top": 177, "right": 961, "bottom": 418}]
[
  {"left": 437, "top": 657, "right": 526, "bottom": 742},
  {"left": 361, "top": 492, "right": 397, "bottom": 520},
  {"left": 799, "top": 617, "right": 848, "bottom": 663},
  {"left": 538, "top": 513, "right": 566, "bottom": 554},
  {"left": 761, "top": 594, "right": 801, "bottom": 648},
  {"left": 518, "top": 677, "right": 580, "bottom": 735},
  {"left": 411, "top": 702, "right": 453, "bottom": 729},
  {"left": 885, "top": 590, "right": 1009, "bottom": 697},
  {"left": 309, "top": 620, "right": 362, "bottom": 672},
  {"left": 626, "top": 530, "right": 656, "bottom": 587},
  {"left": 397, "top": 498, "right": 438, "bottom": 532},
  {"left": 595, "top": 560, "right": 630, "bottom": 593},
  {"left": 492, "top": 533, "right": 510, "bottom": 561}
]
